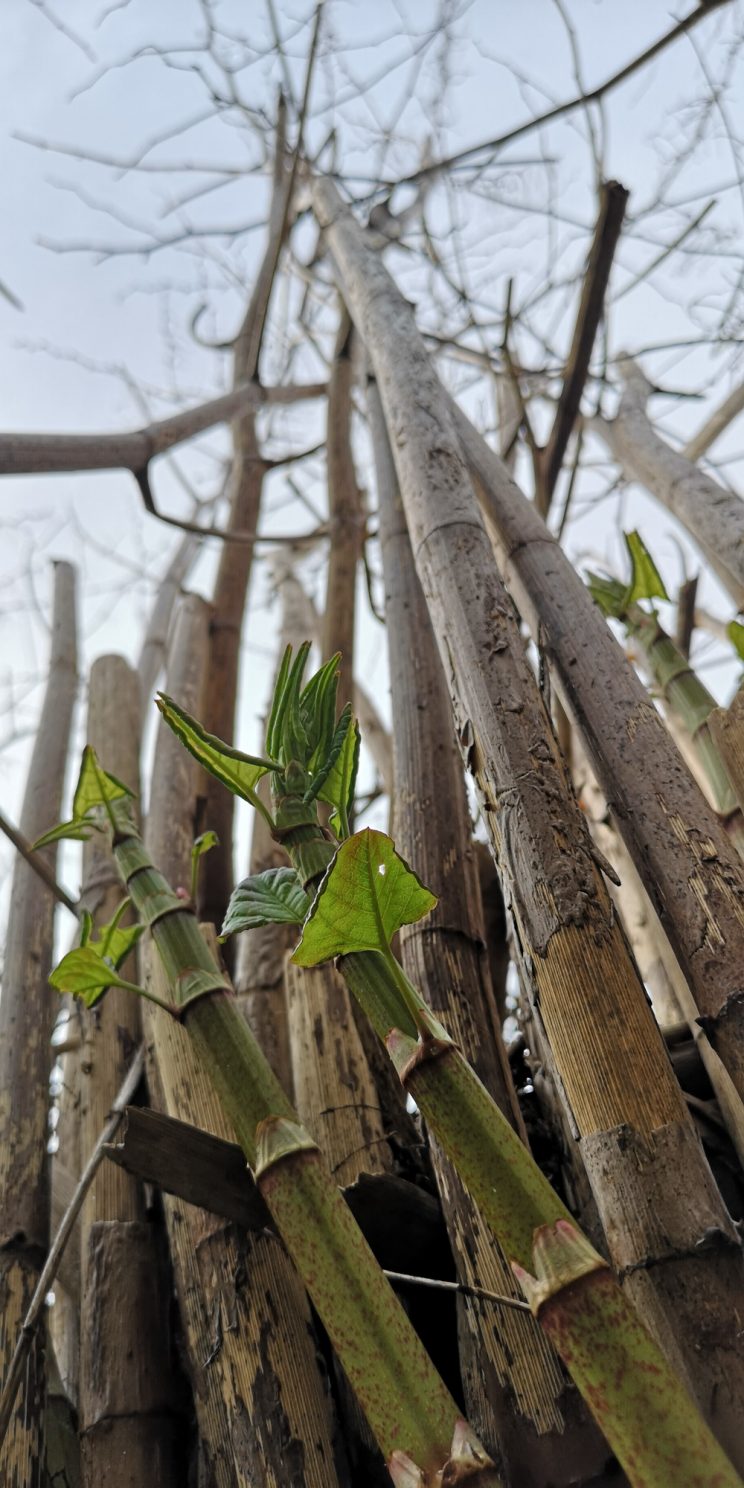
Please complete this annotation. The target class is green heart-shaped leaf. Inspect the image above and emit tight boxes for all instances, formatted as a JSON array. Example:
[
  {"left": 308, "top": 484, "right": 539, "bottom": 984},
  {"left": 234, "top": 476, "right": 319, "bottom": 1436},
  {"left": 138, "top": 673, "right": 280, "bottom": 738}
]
[
  {"left": 292, "top": 828, "right": 436, "bottom": 966},
  {"left": 50, "top": 948, "right": 143, "bottom": 1009}
]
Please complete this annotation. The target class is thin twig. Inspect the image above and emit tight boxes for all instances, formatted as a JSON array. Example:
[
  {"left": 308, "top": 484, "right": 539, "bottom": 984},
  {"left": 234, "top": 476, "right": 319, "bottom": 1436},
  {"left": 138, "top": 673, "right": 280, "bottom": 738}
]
[
  {"left": 0, "top": 1045, "right": 145, "bottom": 1454},
  {"left": 0, "top": 808, "right": 78, "bottom": 916},
  {"left": 383, "top": 0, "right": 731, "bottom": 190},
  {"left": 383, "top": 1269, "right": 530, "bottom": 1313}
]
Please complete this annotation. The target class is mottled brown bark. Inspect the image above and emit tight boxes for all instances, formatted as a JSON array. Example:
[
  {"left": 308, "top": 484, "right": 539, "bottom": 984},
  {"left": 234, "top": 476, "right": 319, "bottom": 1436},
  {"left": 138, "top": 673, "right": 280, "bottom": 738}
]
[
  {"left": 79, "top": 1223, "right": 175, "bottom": 1488},
  {"left": 78, "top": 656, "right": 178, "bottom": 1488},
  {"left": 0, "top": 562, "right": 77, "bottom": 1488},
  {"left": 313, "top": 176, "right": 744, "bottom": 1466},
  {"left": 454, "top": 401, "right": 744, "bottom": 1110},
  {"left": 370, "top": 381, "right": 612, "bottom": 1488},
  {"left": 201, "top": 106, "right": 292, "bottom": 930},
  {"left": 146, "top": 593, "right": 342, "bottom": 1488}
]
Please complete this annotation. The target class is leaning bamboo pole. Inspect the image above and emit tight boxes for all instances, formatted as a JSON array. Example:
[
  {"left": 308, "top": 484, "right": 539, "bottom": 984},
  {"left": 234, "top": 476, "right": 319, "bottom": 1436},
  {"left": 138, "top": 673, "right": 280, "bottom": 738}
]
[
  {"left": 312, "top": 174, "right": 744, "bottom": 1467},
  {"left": 370, "top": 382, "right": 613, "bottom": 1488},
  {"left": 200, "top": 104, "right": 292, "bottom": 929},
  {"left": 453, "top": 401, "right": 744, "bottom": 1107},
  {"left": 0, "top": 562, "right": 78, "bottom": 1488},
  {"left": 592, "top": 358, "right": 744, "bottom": 608},
  {"left": 78, "top": 656, "right": 177, "bottom": 1488},
  {"left": 146, "top": 592, "right": 342, "bottom": 1488},
  {"left": 322, "top": 304, "right": 365, "bottom": 713}
]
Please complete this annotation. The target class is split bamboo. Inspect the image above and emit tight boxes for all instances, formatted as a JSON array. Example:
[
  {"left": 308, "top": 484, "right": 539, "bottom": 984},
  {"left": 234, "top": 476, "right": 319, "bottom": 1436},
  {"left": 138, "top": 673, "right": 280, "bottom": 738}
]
[
  {"left": 0, "top": 562, "right": 78, "bottom": 1488},
  {"left": 453, "top": 401, "right": 744, "bottom": 1108},
  {"left": 311, "top": 174, "right": 744, "bottom": 1467},
  {"left": 370, "top": 382, "right": 614, "bottom": 1488}
]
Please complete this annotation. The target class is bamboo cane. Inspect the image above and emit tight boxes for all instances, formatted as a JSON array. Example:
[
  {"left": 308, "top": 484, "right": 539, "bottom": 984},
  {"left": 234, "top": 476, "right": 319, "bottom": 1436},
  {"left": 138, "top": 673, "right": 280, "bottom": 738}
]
[
  {"left": 369, "top": 382, "right": 614, "bottom": 1487},
  {"left": 309, "top": 172, "right": 744, "bottom": 1462},
  {"left": 78, "top": 655, "right": 178, "bottom": 1488},
  {"left": 0, "top": 562, "right": 78, "bottom": 1488},
  {"left": 146, "top": 593, "right": 344, "bottom": 1488}
]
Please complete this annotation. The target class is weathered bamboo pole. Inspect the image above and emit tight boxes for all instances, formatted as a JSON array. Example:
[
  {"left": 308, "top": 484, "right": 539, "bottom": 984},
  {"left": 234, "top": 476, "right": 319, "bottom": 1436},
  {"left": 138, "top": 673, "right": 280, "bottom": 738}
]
[
  {"left": 78, "top": 656, "right": 178, "bottom": 1488},
  {"left": 453, "top": 401, "right": 744, "bottom": 1106},
  {"left": 234, "top": 558, "right": 313, "bottom": 1094},
  {"left": 201, "top": 104, "right": 292, "bottom": 929},
  {"left": 592, "top": 358, "right": 744, "bottom": 608},
  {"left": 146, "top": 593, "right": 342, "bottom": 1488},
  {"left": 312, "top": 175, "right": 744, "bottom": 1466},
  {"left": 683, "top": 377, "right": 744, "bottom": 463},
  {"left": 370, "top": 383, "right": 613, "bottom": 1488},
  {"left": 0, "top": 561, "right": 77, "bottom": 1488},
  {"left": 138, "top": 532, "right": 201, "bottom": 709},
  {"left": 322, "top": 305, "right": 365, "bottom": 713}
]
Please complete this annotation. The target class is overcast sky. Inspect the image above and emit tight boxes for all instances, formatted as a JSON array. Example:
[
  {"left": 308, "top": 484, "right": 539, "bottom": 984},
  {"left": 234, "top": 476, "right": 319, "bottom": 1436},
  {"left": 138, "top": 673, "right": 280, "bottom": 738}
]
[{"left": 2, "top": 0, "right": 743, "bottom": 920}]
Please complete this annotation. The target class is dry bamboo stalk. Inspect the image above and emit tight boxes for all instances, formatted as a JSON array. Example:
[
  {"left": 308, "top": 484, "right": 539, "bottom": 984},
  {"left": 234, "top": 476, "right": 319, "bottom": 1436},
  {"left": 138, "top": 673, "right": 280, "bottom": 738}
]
[
  {"left": 78, "top": 655, "right": 178, "bottom": 1488},
  {"left": 146, "top": 592, "right": 342, "bottom": 1488},
  {"left": 322, "top": 304, "right": 365, "bottom": 713},
  {"left": 138, "top": 531, "right": 202, "bottom": 709},
  {"left": 49, "top": 993, "right": 82, "bottom": 1417},
  {"left": 370, "top": 383, "right": 613, "bottom": 1488},
  {"left": 453, "top": 401, "right": 744, "bottom": 1111},
  {"left": 0, "top": 561, "right": 77, "bottom": 1488},
  {"left": 683, "top": 378, "right": 744, "bottom": 463},
  {"left": 201, "top": 105, "right": 292, "bottom": 930},
  {"left": 286, "top": 959, "right": 396, "bottom": 1187},
  {"left": 573, "top": 738, "right": 744, "bottom": 1166},
  {"left": 312, "top": 175, "right": 744, "bottom": 1467},
  {"left": 592, "top": 358, "right": 744, "bottom": 608},
  {"left": 234, "top": 558, "right": 313, "bottom": 1095}
]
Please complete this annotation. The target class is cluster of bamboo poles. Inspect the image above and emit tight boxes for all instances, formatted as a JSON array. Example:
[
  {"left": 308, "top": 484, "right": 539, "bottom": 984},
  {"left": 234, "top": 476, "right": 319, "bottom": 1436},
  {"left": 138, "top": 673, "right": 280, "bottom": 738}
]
[{"left": 1, "top": 152, "right": 744, "bottom": 1488}]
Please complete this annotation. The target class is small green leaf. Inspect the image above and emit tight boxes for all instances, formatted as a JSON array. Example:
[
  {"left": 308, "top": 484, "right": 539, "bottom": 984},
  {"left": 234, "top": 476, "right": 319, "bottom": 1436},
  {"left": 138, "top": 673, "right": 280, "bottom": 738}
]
[
  {"left": 33, "top": 746, "right": 134, "bottom": 850},
  {"left": 73, "top": 745, "right": 133, "bottom": 819},
  {"left": 292, "top": 828, "right": 437, "bottom": 966},
  {"left": 266, "top": 645, "right": 293, "bottom": 760},
  {"left": 586, "top": 570, "right": 626, "bottom": 619},
  {"left": 190, "top": 830, "right": 219, "bottom": 901},
  {"left": 156, "top": 695, "right": 278, "bottom": 823},
  {"left": 623, "top": 531, "right": 669, "bottom": 607},
  {"left": 50, "top": 948, "right": 143, "bottom": 1009},
  {"left": 727, "top": 620, "right": 744, "bottom": 662},
  {"left": 221, "top": 867, "right": 311, "bottom": 939},
  {"left": 33, "top": 818, "right": 100, "bottom": 851}
]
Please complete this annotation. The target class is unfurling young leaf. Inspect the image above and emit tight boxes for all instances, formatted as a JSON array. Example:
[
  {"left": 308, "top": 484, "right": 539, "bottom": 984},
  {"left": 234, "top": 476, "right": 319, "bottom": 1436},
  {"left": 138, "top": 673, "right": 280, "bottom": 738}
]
[
  {"left": 292, "top": 828, "right": 437, "bottom": 966},
  {"left": 190, "top": 830, "right": 219, "bottom": 902},
  {"left": 305, "top": 704, "right": 360, "bottom": 838},
  {"left": 156, "top": 694, "right": 278, "bottom": 824},
  {"left": 622, "top": 530, "right": 669, "bottom": 607},
  {"left": 221, "top": 867, "right": 311, "bottom": 940},
  {"left": 587, "top": 533, "right": 668, "bottom": 623}
]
